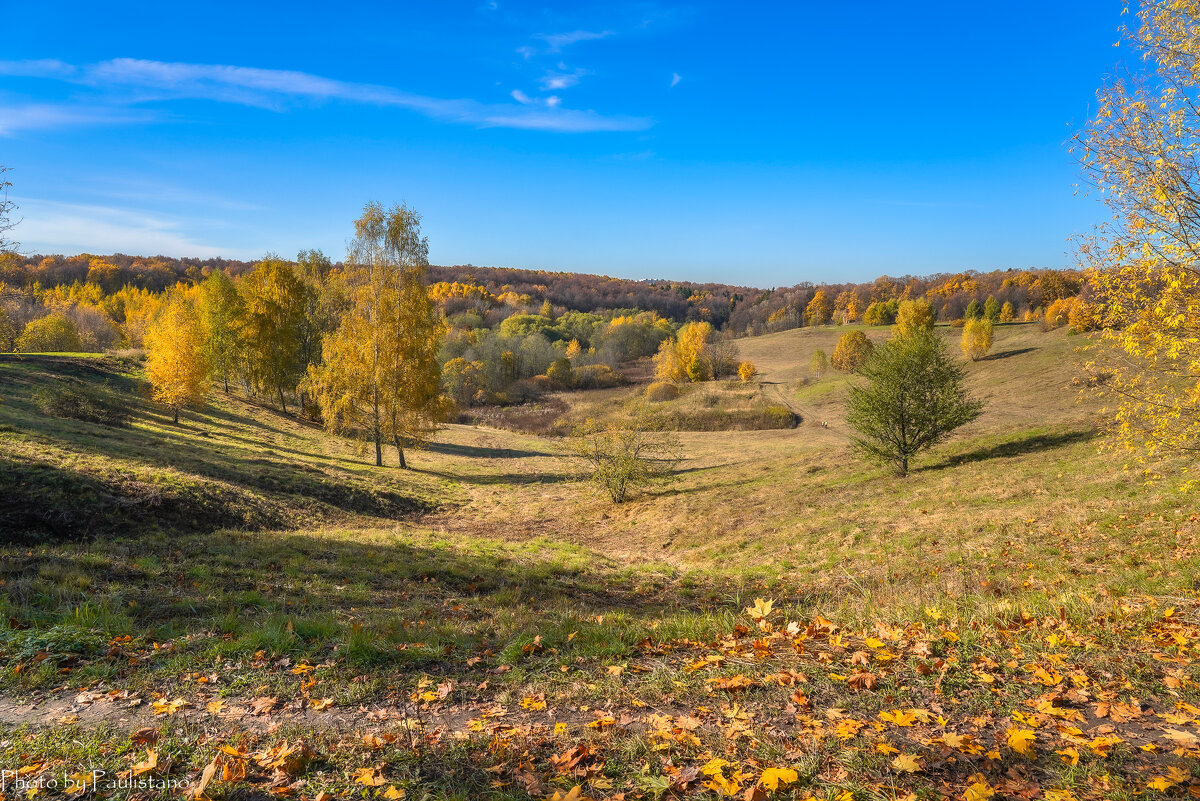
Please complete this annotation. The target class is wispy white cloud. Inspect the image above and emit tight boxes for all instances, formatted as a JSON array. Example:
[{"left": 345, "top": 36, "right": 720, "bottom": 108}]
[
  {"left": 0, "top": 57, "right": 650, "bottom": 134},
  {"left": 539, "top": 66, "right": 590, "bottom": 91},
  {"left": 17, "top": 198, "right": 241, "bottom": 257},
  {"left": 670, "top": 72, "right": 682, "bottom": 87},
  {"left": 0, "top": 102, "right": 154, "bottom": 136},
  {"left": 510, "top": 89, "right": 534, "bottom": 104},
  {"left": 518, "top": 30, "right": 613, "bottom": 59},
  {"left": 535, "top": 30, "right": 613, "bottom": 51}
]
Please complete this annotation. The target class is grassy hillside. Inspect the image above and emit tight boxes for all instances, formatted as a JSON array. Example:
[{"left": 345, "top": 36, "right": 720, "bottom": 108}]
[{"left": 0, "top": 329, "right": 1197, "bottom": 801}]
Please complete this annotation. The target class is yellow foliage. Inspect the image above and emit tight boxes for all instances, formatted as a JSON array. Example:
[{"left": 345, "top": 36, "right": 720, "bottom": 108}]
[
  {"left": 961, "top": 318, "right": 994, "bottom": 361},
  {"left": 737, "top": 360, "right": 757, "bottom": 382},
  {"left": 806, "top": 289, "right": 834, "bottom": 325},
  {"left": 145, "top": 295, "right": 209, "bottom": 422}
]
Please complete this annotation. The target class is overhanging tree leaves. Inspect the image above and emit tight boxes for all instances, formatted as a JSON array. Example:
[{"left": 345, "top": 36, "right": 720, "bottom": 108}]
[
  {"left": 1075, "top": 0, "right": 1200, "bottom": 470},
  {"left": 846, "top": 331, "right": 982, "bottom": 476}
]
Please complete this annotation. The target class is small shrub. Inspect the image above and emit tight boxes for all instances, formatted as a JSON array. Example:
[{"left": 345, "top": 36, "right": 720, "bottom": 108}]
[
  {"left": 570, "top": 405, "right": 683, "bottom": 503},
  {"left": 574, "top": 364, "right": 625, "bottom": 390},
  {"left": 32, "top": 383, "right": 132, "bottom": 426},
  {"left": 645, "top": 381, "right": 680, "bottom": 402},
  {"left": 15, "top": 314, "right": 84, "bottom": 353},
  {"left": 737, "top": 361, "right": 758, "bottom": 382}
]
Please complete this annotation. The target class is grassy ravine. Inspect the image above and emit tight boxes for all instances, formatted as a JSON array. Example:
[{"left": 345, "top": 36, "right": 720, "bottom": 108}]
[{"left": 0, "top": 325, "right": 1198, "bottom": 801}]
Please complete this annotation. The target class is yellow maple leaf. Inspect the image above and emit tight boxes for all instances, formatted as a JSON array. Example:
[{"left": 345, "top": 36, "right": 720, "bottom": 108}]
[
  {"left": 891, "top": 754, "right": 922, "bottom": 773},
  {"left": 1148, "top": 776, "right": 1177, "bottom": 792},
  {"left": 382, "top": 787, "right": 405, "bottom": 800},
  {"left": 1055, "top": 747, "right": 1079, "bottom": 765},
  {"left": 310, "top": 698, "right": 334, "bottom": 711},
  {"left": 758, "top": 767, "right": 798, "bottom": 790},
  {"left": 130, "top": 749, "right": 158, "bottom": 776},
  {"left": 1006, "top": 727, "right": 1036, "bottom": 757},
  {"left": 355, "top": 767, "right": 387, "bottom": 787},
  {"left": 746, "top": 598, "right": 774, "bottom": 620},
  {"left": 963, "top": 777, "right": 995, "bottom": 801}
]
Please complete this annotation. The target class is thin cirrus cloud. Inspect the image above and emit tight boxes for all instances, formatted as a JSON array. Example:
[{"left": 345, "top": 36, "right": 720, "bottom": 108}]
[
  {"left": 0, "top": 57, "right": 650, "bottom": 134},
  {"left": 517, "top": 29, "right": 613, "bottom": 58},
  {"left": 0, "top": 101, "right": 155, "bottom": 135}
]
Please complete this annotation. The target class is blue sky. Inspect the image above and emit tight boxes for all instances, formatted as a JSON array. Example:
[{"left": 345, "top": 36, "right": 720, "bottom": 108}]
[{"left": 1, "top": 1, "right": 1125, "bottom": 285}]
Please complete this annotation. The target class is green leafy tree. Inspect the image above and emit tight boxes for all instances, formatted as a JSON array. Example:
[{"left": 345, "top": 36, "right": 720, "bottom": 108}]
[
  {"left": 983, "top": 296, "right": 1001, "bottom": 322},
  {"left": 809, "top": 349, "right": 828, "bottom": 378},
  {"left": 15, "top": 314, "right": 83, "bottom": 353},
  {"left": 964, "top": 299, "right": 982, "bottom": 320},
  {"left": 239, "top": 257, "right": 312, "bottom": 413},
  {"left": 196, "top": 269, "right": 244, "bottom": 393},
  {"left": 846, "top": 331, "right": 983, "bottom": 476}
]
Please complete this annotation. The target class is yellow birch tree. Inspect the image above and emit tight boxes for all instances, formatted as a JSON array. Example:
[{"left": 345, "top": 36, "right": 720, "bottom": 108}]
[
  {"left": 305, "top": 202, "right": 444, "bottom": 468},
  {"left": 145, "top": 295, "right": 209, "bottom": 423}
]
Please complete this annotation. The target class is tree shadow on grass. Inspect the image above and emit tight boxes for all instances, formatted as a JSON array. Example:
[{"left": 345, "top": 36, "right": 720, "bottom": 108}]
[
  {"left": 980, "top": 347, "right": 1038, "bottom": 361},
  {"left": 423, "top": 440, "right": 547, "bottom": 459},
  {"left": 0, "top": 525, "right": 749, "bottom": 681},
  {"left": 918, "top": 428, "right": 1096, "bottom": 472}
]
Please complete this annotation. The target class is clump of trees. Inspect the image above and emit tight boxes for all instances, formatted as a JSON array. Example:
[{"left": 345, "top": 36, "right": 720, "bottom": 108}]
[
  {"left": 653, "top": 321, "right": 738, "bottom": 383},
  {"left": 846, "top": 330, "right": 982, "bottom": 476},
  {"left": 304, "top": 203, "right": 444, "bottom": 468}
]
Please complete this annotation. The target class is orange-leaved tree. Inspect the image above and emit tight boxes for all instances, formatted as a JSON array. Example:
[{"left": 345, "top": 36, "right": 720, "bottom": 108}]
[
  {"left": 145, "top": 294, "right": 209, "bottom": 423},
  {"left": 832, "top": 330, "right": 873, "bottom": 371}
]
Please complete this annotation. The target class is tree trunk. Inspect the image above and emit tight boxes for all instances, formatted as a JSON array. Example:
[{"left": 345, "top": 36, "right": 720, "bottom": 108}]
[
  {"left": 374, "top": 430, "right": 383, "bottom": 467},
  {"left": 394, "top": 435, "right": 407, "bottom": 469},
  {"left": 278, "top": 386, "right": 288, "bottom": 414},
  {"left": 898, "top": 456, "right": 908, "bottom": 477},
  {"left": 223, "top": 376, "right": 229, "bottom": 393},
  {"left": 172, "top": 407, "right": 179, "bottom": 424}
]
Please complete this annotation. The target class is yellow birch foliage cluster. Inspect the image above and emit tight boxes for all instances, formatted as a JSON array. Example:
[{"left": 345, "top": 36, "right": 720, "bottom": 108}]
[
  {"left": 1077, "top": 0, "right": 1200, "bottom": 468},
  {"left": 145, "top": 295, "right": 209, "bottom": 423},
  {"left": 961, "top": 318, "right": 994, "bottom": 361},
  {"left": 654, "top": 321, "right": 715, "bottom": 382}
]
